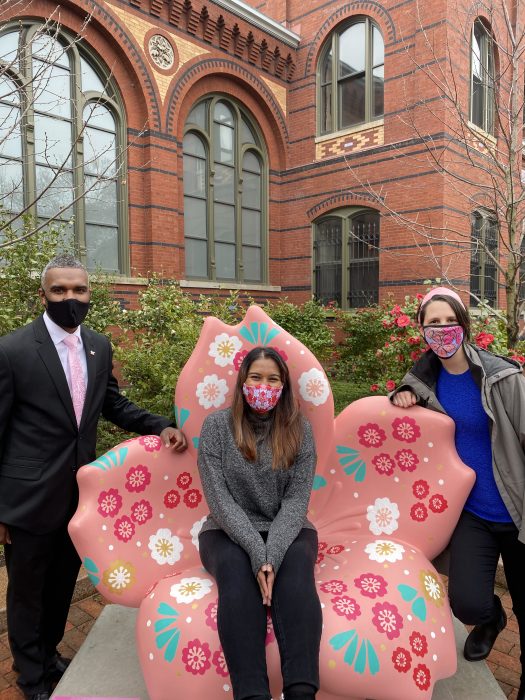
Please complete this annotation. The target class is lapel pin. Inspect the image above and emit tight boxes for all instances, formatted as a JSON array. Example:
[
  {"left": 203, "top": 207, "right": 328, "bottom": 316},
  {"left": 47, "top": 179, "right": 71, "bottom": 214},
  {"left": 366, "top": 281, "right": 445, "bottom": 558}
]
[{"left": 90, "top": 350, "right": 96, "bottom": 355}]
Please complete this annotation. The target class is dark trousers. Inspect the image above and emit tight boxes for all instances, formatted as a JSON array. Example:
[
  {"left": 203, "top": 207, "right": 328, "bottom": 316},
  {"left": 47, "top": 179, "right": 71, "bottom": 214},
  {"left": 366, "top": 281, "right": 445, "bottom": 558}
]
[
  {"left": 199, "top": 528, "right": 322, "bottom": 700},
  {"left": 448, "top": 510, "right": 525, "bottom": 675},
  {"left": 4, "top": 523, "right": 81, "bottom": 693}
]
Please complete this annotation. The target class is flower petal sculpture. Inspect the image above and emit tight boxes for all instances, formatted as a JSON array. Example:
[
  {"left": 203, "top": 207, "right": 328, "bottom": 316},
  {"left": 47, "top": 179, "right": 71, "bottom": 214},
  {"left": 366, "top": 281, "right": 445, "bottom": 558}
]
[{"left": 69, "top": 305, "right": 475, "bottom": 700}]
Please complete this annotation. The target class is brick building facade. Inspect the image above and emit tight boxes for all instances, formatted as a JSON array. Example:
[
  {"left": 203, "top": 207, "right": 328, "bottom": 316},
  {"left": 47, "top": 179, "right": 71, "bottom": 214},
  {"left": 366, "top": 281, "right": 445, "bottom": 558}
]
[{"left": 0, "top": 0, "right": 515, "bottom": 309}]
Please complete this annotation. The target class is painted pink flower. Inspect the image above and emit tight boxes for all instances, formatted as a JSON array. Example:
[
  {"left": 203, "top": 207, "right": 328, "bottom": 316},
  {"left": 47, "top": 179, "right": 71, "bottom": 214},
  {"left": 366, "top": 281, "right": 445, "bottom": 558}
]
[
  {"left": 265, "top": 610, "right": 275, "bottom": 646},
  {"left": 97, "top": 488, "right": 122, "bottom": 518},
  {"left": 125, "top": 464, "right": 151, "bottom": 493},
  {"left": 413, "top": 663, "right": 431, "bottom": 691},
  {"left": 353, "top": 572, "right": 388, "bottom": 599},
  {"left": 358, "top": 423, "right": 387, "bottom": 448},
  {"left": 114, "top": 515, "right": 135, "bottom": 542},
  {"left": 372, "top": 453, "right": 395, "bottom": 476},
  {"left": 182, "top": 639, "right": 211, "bottom": 675},
  {"left": 392, "top": 416, "right": 421, "bottom": 443},
  {"left": 164, "top": 489, "right": 180, "bottom": 509},
  {"left": 205, "top": 599, "right": 218, "bottom": 631},
  {"left": 410, "top": 502, "right": 428, "bottom": 522},
  {"left": 130, "top": 499, "right": 153, "bottom": 524},
  {"left": 138, "top": 435, "right": 162, "bottom": 452},
  {"left": 320, "top": 580, "right": 348, "bottom": 595},
  {"left": 233, "top": 350, "right": 248, "bottom": 371},
  {"left": 372, "top": 601, "right": 404, "bottom": 640},
  {"left": 176, "top": 472, "right": 192, "bottom": 490},
  {"left": 395, "top": 449, "right": 419, "bottom": 472},
  {"left": 409, "top": 631, "right": 428, "bottom": 658},
  {"left": 212, "top": 648, "right": 228, "bottom": 677},
  {"left": 332, "top": 596, "right": 361, "bottom": 621},
  {"left": 326, "top": 544, "right": 344, "bottom": 555},
  {"left": 428, "top": 493, "right": 448, "bottom": 513},
  {"left": 392, "top": 646, "right": 412, "bottom": 673},
  {"left": 184, "top": 489, "right": 202, "bottom": 509},
  {"left": 412, "top": 479, "right": 430, "bottom": 500}
]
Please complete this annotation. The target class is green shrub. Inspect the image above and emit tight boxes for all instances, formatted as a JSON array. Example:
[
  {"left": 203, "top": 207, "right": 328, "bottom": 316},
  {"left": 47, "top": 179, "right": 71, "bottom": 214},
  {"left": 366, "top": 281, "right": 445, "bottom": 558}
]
[{"left": 263, "top": 298, "right": 334, "bottom": 361}]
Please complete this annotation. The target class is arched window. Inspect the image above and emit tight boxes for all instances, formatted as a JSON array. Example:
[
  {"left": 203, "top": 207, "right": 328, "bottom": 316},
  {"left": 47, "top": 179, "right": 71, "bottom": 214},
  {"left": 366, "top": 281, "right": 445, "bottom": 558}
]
[
  {"left": 313, "top": 208, "right": 379, "bottom": 308},
  {"left": 470, "top": 19, "right": 494, "bottom": 134},
  {"left": 0, "top": 24, "right": 127, "bottom": 272},
  {"left": 183, "top": 97, "right": 267, "bottom": 283},
  {"left": 318, "top": 18, "right": 384, "bottom": 135},
  {"left": 470, "top": 210, "right": 498, "bottom": 307}
]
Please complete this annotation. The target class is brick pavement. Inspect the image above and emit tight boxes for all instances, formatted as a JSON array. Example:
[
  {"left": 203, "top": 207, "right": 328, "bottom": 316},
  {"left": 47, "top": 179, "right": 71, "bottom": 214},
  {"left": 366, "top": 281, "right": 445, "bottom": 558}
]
[{"left": 0, "top": 588, "right": 521, "bottom": 699}]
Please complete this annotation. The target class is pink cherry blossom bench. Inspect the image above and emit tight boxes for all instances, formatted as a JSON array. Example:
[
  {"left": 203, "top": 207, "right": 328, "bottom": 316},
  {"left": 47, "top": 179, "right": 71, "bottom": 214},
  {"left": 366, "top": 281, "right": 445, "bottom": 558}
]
[{"left": 69, "top": 305, "right": 475, "bottom": 700}]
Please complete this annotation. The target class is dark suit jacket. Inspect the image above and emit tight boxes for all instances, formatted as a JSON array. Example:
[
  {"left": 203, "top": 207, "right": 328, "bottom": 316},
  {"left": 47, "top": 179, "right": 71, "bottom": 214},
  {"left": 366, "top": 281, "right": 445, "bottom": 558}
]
[{"left": 0, "top": 315, "right": 173, "bottom": 533}]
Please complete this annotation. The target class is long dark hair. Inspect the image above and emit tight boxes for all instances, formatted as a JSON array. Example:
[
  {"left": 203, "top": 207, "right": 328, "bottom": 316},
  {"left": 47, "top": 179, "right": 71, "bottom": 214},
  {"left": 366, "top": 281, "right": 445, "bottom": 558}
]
[
  {"left": 231, "top": 346, "right": 303, "bottom": 470},
  {"left": 417, "top": 294, "right": 471, "bottom": 341}
]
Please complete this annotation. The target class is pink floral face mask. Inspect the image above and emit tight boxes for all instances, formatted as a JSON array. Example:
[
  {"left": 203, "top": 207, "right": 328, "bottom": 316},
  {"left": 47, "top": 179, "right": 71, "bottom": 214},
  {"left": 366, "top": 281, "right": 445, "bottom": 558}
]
[
  {"left": 242, "top": 383, "right": 283, "bottom": 413},
  {"left": 423, "top": 324, "right": 464, "bottom": 359}
]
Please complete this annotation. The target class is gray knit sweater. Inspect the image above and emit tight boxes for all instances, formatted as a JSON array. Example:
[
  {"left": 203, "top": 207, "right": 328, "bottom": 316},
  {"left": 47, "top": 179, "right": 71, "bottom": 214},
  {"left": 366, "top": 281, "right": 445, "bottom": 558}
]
[{"left": 197, "top": 407, "right": 317, "bottom": 576}]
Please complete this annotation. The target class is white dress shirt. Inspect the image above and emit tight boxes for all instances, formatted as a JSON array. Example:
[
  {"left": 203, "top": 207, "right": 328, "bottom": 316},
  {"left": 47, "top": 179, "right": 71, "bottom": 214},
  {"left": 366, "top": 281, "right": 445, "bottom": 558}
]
[{"left": 43, "top": 311, "right": 89, "bottom": 392}]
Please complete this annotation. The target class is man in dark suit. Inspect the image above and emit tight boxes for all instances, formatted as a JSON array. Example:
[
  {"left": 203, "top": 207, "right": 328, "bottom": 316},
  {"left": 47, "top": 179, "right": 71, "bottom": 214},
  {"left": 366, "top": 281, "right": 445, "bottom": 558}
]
[{"left": 0, "top": 254, "right": 187, "bottom": 700}]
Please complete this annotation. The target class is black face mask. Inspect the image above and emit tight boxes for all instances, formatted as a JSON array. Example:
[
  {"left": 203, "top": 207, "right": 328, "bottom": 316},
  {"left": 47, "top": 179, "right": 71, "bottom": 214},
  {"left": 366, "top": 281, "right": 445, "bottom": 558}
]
[{"left": 45, "top": 297, "right": 90, "bottom": 328}]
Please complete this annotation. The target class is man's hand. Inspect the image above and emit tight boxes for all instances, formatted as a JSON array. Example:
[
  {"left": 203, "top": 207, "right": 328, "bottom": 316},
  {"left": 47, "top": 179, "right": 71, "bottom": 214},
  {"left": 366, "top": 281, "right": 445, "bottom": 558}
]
[
  {"left": 0, "top": 523, "right": 11, "bottom": 545},
  {"left": 160, "top": 427, "right": 188, "bottom": 452},
  {"left": 392, "top": 390, "right": 417, "bottom": 408},
  {"left": 257, "top": 563, "right": 274, "bottom": 606}
]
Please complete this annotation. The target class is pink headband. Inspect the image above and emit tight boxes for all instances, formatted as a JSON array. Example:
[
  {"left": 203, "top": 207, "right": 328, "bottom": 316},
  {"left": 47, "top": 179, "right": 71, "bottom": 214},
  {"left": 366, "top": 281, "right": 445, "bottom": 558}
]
[{"left": 418, "top": 287, "right": 465, "bottom": 323}]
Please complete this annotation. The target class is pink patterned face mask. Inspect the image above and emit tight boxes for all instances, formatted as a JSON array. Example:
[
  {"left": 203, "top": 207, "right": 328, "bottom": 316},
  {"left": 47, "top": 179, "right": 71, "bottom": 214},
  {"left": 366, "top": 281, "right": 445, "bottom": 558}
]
[
  {"left": 423, "top": 325, "right": 464, "bottom": 359},
  {"left": 242, "top": 383, "right": 283, "bottom": 413}
]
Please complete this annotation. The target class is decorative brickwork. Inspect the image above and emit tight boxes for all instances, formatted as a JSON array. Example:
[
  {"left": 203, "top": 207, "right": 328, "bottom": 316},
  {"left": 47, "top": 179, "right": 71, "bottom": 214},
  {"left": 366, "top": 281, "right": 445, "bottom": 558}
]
[{"left": 315, "top": 123, "right": 384, "bottom": 160}]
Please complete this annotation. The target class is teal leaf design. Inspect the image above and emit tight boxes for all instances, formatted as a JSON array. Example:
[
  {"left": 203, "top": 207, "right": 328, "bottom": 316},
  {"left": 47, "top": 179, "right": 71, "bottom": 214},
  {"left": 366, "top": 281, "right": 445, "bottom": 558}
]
[
  {"left": 239, "top": 322, "right": 281, "bottom": 346},
  {"left": 264, "top": 328, "right": 280, "bottom": 344},
  {"left": 87, "top": 573, "right": 100, "bottom": 586},
  {"left": 240, "top": 325, "right": 257, "bottom": 344},
  {"left": 343, "top": 459, "right": 366, "bottom": 482},
  {"left": 412, "top": 597, "right": 427, "bottom": 621},
  {"left": 88, "top": 447, "right": 128, "bottom": 471},
  {"left": 174, "top": 406, "right": 190, "bottom": 429},
  {"left": 250, "top": 322, "right": 259, "bottom": 343},
  {"left": 343, "top": 635, "right": 359, "bottom": 665},
  {"left": 354, "top": 640, "right": 367, "bottom": 674},
  {"left": 83, "top": 557, "right": 98, "bottom": 574},
  {"left": 312, "top": 475, "right": 327, "bottom": 491},
  {"left": 337, "top": 445, "right": 366, "bottom": 482},
  {"left": 398, "top": 584, "right": 418, "bottom": 602},
  {"left": 336, "top": 446, "right": 360, "bottom": 457},
  {"left": 329, "top": 630, "right": 379, "bottom": 676},
  {"left": 155, "top": 603, "right": 180, "bottom": 663},
  {"left": 192, "top": 437, "right": 200, "bottom": 449},
  {"left": 366, "top": 640, "right": 380, "bottom": 676},
  {"left": 329, "top": 630, "right": 355, "bottom": 651}
]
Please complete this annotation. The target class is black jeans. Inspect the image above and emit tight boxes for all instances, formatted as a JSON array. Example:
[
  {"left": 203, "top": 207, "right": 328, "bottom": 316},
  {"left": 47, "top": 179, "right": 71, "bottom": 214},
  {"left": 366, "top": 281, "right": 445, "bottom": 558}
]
[
  {"left": 448, "top": 510, "right": 525, "bottom": 675},
  {"left": 199, "top": 528, "right": 322, "bottom": 700}
]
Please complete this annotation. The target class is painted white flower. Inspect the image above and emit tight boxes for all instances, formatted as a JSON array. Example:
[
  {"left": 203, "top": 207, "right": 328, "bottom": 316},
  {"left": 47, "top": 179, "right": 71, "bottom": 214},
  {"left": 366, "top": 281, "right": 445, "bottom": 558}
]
[
  {"left": 102, "top": 560, "right": 136, "bottom": 595},
  {"left": 190, "top": 516, "right": 207, "bottom": 550},
  {"left": 365, "top": 539, "right": 405, "bottom": 563},
  {"left": 196, "top": 374, "right": 229, "bottom": 409},
  {"left": 298, "top": 368, "right": 330, "bottom": 406},
  {"left": 170, "top": 577, "right": 213, "bottom": 603},
  {"left": 367, "top": 497, "right": 400, "bottom": 536},
  {"left": 209, "top": 333, "right": 242, "bottom": 367},
  {"left": 148, "top": 528, "right": 183, "bottom": 565}
]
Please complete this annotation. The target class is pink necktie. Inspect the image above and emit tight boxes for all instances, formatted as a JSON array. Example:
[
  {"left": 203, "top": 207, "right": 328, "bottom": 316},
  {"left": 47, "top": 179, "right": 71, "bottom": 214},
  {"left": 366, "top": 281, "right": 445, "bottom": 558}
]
[{"left": 63, "top": 334, "right": 86, "bottom": 426}]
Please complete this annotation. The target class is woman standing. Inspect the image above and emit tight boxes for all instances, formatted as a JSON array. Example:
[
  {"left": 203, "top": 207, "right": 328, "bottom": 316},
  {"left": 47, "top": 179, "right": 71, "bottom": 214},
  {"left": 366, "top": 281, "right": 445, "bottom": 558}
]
[
  {"left": 198, "top": 346, "right": 322, "bottom": 700},
  {"left": 391, "top": 287, "right": 525, "bottom": 700}
]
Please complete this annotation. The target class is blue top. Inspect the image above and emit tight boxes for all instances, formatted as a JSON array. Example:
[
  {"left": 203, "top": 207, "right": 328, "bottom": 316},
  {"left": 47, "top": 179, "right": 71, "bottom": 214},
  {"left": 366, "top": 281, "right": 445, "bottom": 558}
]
[{"left": 436, "top": 366, "right": 512, "bottom": 522}]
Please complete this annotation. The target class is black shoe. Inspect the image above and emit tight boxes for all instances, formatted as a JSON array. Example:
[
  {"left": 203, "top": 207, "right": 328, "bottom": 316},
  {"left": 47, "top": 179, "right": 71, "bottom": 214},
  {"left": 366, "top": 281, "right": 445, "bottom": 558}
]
[
  {"left": 46, "top": 653, "right": 71, "bottom": 682},
  {"left": 463, "top": 597, "right": 507, "bottom": 661},
  {"left": 23, "top": 692, "right": 50, "bottom": 700},
  {"left": 516, "top": 680, "right": 525, "bottom": 700}
]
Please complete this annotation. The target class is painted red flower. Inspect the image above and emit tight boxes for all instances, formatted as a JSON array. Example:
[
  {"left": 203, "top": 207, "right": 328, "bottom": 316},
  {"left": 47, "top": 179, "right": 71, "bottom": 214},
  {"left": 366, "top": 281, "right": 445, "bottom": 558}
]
[
  {"left": 204, "top": 599, "right": 218, "bottom": 631},
  {"left": 138, "top": 435, "right": 162, "bottom": 452},
  {"left": 385, "top": 379, "right": 396, "bottom": 392},
  {"left": 428, "top": 493, "right": 448, "bottom": 513},
  {"left": 326, "top": 544, "right": 344, "bottom": 555},
  {"left": 114, "top": 515, "right": 135, "bottom": 542},
  {"left": 182, "top": 639, "right": 211, "bottom": 675},
  {"left": 412, "top": 479, "right": 430, "bottom": 500},
  {"left": 125, "top": 464, "right": 151, "bottom": 493},
  {"left": 372, "top": 601, "right": 404, "bottom": 640},
  {"left": 357, "top": 423, "right": 387, "bottom": 448},
  {"left": 212, "top": 648, "right": 228, "bottom": 677},
  {"left": 318, "top": 541, "right": 328, "bottom": 551},
  {"left": 130, "top": 499, "right": 153, "bottom": 524},
  {"left": 392, "top": 416, "right": 421, "bottom": 443},
  {"left": 392, "top": 646, "right": 412, "bottom": 673},
  {"left": 316, "top": 552, "right": 325, "bottom": 565},
  {"left": 410, "top": 502, "right": 428, "bottom": 522},
  {"left": 409, "top": 631, "right": 428, "bottom": 658},
  {"left": 320, "top": 579, "right": 348, "bottom": 595},
  {"left": 372, "top": 453, "right": 395, "bottom": 476},
  {"left": 164, "top": 489, "right": 181, "bottom": 509},
  {"left": 184, "top": 489, "right": 202, "bottom": 509},
  {"left": 176, "top": 472, "right": 192, "bottom": 490},
  {"left": 395, "top": 449, "right": 419, "bottom": 472},
  {"left": 332, "top": 595, "right": 361, "bottom": 621},
  {"left": 233, "top": 350, "right": 248, "bottom": 371},
  {"left": 413, "top": 663, "right": 431, "bottom": 691},
  {"left": 97, "top": 488, "right": 122, "bottom": 518},
  {"left": 353, "top": 572, "right": 388, "bottom": 598},
  {"left": 272, "top": 347, "right": 288, "bottom": 362}
]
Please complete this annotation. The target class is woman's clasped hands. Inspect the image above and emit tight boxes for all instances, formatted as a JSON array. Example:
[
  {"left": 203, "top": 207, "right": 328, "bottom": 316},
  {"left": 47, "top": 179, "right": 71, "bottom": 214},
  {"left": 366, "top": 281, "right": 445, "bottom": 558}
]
[{"left": 257, "top": 563, "right": 275, "bottom": 605}]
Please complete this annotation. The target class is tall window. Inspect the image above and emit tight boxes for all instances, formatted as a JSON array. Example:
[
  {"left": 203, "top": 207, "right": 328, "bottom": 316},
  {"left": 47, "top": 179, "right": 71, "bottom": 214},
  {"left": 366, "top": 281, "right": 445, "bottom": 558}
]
[
  {"left": 0, "top": 24, "right": 127, "bottom": 272},
  {"left": 470, "top": 210, "right": 498, "bottom": 307},
  {"left": 183, "top": 97, "right": 267, "bottom": 283},
  {"left": 319, "top": 18, "right": 384, "bottom": 135},
  {"left": 471, "top": 19, "right": 494, "bottom": 134},
  {"left": 314, "top": 209, "right": 379, "bottom": 308}
]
